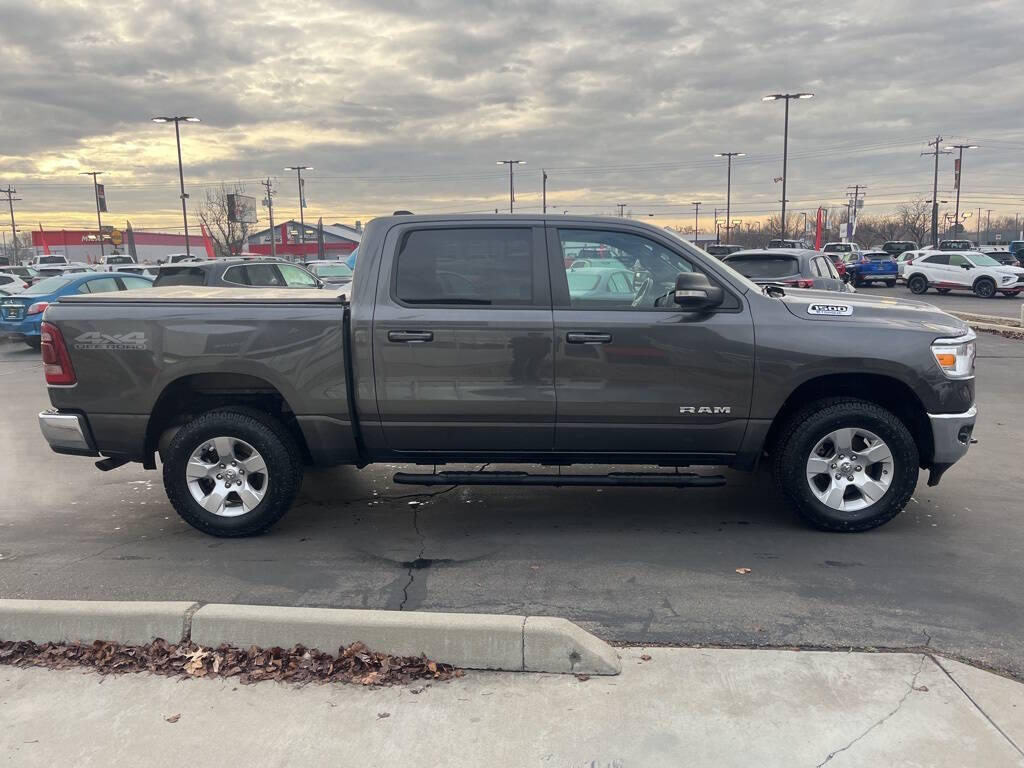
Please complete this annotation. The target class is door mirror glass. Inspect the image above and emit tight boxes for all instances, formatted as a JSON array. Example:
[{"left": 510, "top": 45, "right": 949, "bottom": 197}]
[{"left": 673, "top": 272, "right": 723, "bottom": 311}]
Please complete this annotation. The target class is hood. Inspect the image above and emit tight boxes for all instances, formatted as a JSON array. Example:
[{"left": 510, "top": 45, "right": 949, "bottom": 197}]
[{"left": 777, "top": 288, "right": 968, "bottom": 336}]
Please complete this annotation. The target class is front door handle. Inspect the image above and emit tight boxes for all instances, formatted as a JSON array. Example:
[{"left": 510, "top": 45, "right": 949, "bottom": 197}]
[
  {"left": 388, "top": 330, "right": 434, "bottom": 343},
  {"left": 566, "top": 331, "right": 612, "bottom": 344}
]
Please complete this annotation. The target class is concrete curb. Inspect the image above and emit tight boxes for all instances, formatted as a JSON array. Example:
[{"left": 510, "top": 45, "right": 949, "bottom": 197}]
[
  {"left": 0, "top": 600, "right": 621, "bottom": 676},
  {"left": 0, "top": 599, "right": 198, "bottom": 646}
]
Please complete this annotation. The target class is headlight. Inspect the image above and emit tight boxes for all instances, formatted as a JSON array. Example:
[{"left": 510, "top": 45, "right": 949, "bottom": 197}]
[
  {"left": 931, "top": 332, "right": 976, "bottom": 379},
  {"left": 1001, "top": 274, "right": 1015, "bottom": 283}
]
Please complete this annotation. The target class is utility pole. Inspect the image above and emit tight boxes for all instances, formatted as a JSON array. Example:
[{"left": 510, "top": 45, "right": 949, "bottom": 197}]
[
  {"left": 496, "top": 160, "right": 524, "bottom": 213},
  {"left": 985, "top": 209, "right": 993, "bottom": 244},
  {"left": 2, "top": 185, "right": 20, "bottom": 263},
  {"left": 922, "top": 135, "right": 949, "bottom": 247},
  {"left": 977, "top": 208, "right": 982, "bottom": 245},
  {"left": 714, "top": 152, "right": 745, "bottom": 243},
  {"left": 261, "top": 178, "right": 276, "bottom": 260},
  {"left": 80, "top": 171, "right": 105, "bottom": 258},
  {"left": 691, "top": 201, "right": 702, "bottom": 241},
  {"left": 845, "top": 185, "right": 865, "bottom": 242},
  {"left": 542, "top": 169, "right": 548, "bottom": 214},
  {"left": 284, "top": 166, "right": 313, "bottom": 249},
  {"left": 762, "top": 93, "right": 814, "bottom": 239},
  {"left": 616, "top": 203, "right": 627, "bottom": 217}
]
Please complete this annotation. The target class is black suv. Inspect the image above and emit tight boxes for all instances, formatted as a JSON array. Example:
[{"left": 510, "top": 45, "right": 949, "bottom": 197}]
[
  {"left": 880, "top": 241, "right": 917, "bottom": 256},
  {"left": 153, "top": 259, "right": 323, "bottom": 288}
]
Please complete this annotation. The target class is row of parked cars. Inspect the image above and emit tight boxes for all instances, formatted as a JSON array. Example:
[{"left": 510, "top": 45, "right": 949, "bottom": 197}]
[
  {"left": 1, "top": 254, "right": 355, "bottom": 349},
  {"left": 702, "top": 239, "right": 1024, "bottom": 297}
]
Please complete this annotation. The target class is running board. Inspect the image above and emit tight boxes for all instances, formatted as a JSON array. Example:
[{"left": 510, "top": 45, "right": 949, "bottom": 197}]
[{"left": 392, "top": 470, "right": 726, "bottom": 488}]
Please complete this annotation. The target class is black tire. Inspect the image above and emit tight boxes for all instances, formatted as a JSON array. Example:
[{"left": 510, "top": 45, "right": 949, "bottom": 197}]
[
  {"left": 908, "top": 274, "right": 928, "bottom": 294},
  {"left": 25, "top": 337, "right": 41, "bottom": 351},
  {"left": 936, "top": 288, "right": 951, "bottom": 294},
  {"left": 851, "top": 272, "right": 863, "bottom": 288},
  {"left": 772, "top": 398, "right": 919, "bottom": 532},
  {"left": 884, "top": 280, "right": 896, "bottom": 288},
  {"left": 973, "top": 278, "right": 996, "bottom": 298},
  {"left": 162, "top": 408, "right": 303, "bottom": 537}
]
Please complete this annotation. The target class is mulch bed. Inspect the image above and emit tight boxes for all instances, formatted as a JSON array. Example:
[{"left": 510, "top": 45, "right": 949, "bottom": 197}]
[{"left": 0, "top": 638, "right": 463, "bottom": 687}]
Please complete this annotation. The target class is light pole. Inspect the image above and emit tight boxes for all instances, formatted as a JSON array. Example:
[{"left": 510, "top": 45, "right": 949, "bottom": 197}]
[
  {"left": 284, "top": 165, "right": 313, "bottom": 248},
  {"left": 762, "top": 93, "right": 813, "bottom": 239},
  {"left": 944, "top": 144, "right": 977, "bottom": 236},
  {"left": 714, "top": 152, "right": 745, "bottom": 243},
  {"left": 691, "top": 201, "right": 702, "bottom": 242},
  {"left": 80, "top": 171, "right": 105, "bottom": 258},
  {"left": 151, "top": 116, "right": 200, "bottom": 257},
  {"left": 496, "top": 160, "right": 525, "bottom": 213}
]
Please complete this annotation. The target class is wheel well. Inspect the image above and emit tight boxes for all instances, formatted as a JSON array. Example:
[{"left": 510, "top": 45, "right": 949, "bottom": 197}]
[
  {"left": 972, "top": 275, "right": 996, "bottom": 287},
  {"left": 143, "top": 373, "right": 311, "bottom": 469},
  {"left": 763, "top": 374, "right": 933, "bottom": 466}
]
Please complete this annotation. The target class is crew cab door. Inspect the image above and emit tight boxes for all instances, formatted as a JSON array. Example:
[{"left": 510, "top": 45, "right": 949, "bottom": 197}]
[
  {"left": 371, "top": 223, "right": 555, "bottom": 453},
  {"left": 547, "top": 226, "right": 755, "bottom": 456}
]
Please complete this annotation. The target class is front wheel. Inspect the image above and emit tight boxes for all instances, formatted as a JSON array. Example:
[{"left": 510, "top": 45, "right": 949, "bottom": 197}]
[
  {"left": 973, "top": 278, "right": 996, "bottom": 298},
  {"left": 162, "top": 408, "right": 303, "bottom": 537},
  {"left": 908, "top": 275, "right": 928, "bottom": 294},
  {"left": 773, "top": 398, "right": 919, "bottom": 532}
]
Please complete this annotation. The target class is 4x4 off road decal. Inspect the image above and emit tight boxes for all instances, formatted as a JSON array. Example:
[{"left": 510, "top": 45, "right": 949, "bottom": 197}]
[
  {"left": 73, "top": 331, "right": 149, "bottom": 350},
  {"left": 807, "top": 304, "right": 853, "bottom": 316}
]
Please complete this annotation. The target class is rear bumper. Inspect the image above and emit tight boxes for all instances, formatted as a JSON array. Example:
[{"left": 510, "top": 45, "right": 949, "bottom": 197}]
[
  {"left": 38, "top": 410, "right": 99, "bottom": 457},
  {"left": 928, "top": 405, "right": 977, "bottom": 465}
]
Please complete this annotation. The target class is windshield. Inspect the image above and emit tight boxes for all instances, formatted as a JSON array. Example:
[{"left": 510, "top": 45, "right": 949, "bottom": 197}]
[
  {"left": 967, "top": 253, "right": 1002, "bottom": 267},
  {"left": 724, "top": 255, "right": 799, "bottom": 278},
  {"left": 312, "top": 264, "right": 353, "bottom": 278},
  {"left": 23, "top": 277, "right": 73, "bottom": 295}
]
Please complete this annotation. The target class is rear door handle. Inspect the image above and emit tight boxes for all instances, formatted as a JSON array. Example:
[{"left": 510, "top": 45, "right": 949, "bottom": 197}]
[
  {"left": 388, "top": 330, "right": 434, "bottom": 343},
  {"left": 566, "top": 331, "right": 612, "bottom": 344}
]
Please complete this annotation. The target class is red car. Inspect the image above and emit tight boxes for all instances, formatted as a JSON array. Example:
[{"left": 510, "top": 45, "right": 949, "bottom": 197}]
[{"left": 827, "top": 255, "right": 848, "bottom": 281}]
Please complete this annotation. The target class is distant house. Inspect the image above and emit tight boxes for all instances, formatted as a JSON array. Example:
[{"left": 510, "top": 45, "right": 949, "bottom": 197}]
[{"left": 246, "top": 220, "right": 361, "bottom": 259}]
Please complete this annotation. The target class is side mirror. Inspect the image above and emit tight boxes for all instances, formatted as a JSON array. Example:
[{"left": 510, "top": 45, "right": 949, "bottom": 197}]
[
  {"left": 961, "top": 263, "right": 972, "bottom": 269},
  {"left": 673, "top": 272, "right": 723, "bottom": 311}
]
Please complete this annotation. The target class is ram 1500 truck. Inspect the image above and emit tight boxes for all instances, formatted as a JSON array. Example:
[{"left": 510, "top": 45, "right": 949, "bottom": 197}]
[{"left": 36, "top": 215, "right": 978, "bottom": 536}]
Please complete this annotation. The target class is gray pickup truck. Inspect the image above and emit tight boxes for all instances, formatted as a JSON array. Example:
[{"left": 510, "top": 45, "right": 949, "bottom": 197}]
[{"left": 37, "top": 215, "right": 978, "bottom": 536}]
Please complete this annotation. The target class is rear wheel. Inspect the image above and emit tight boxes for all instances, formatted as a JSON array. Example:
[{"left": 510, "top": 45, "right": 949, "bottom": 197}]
[
  {"left": 773, "top": 398, "right": 918, "bottom": 532},
  {"left": 908, "top": 275, "right": 928, "bottom": 294},
  {"left": 973, "top": 278, "right": 996, "bottom": 298},
  {"left": 162, "top": 408, "right": 303, "bottom": 537}
]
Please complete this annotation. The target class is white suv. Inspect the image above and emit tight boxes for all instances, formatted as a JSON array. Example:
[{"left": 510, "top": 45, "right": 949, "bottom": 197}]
[{"left": 903, "top": 250, "right": 1024, "bottom": 298}]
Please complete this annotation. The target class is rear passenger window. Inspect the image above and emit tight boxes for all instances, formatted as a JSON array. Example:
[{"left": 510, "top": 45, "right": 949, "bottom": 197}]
[
  {"left": 238, "top": 264, "right": 283, "bottom": 286},
  {"left": 924, "top": 255, "right": 949, "bottom": 265},
  {"left": 81, "top": 277, "right": 120, "bottom": 293},
  {"left": 395, "top": 228, "right": 533, "bottom": 305}
]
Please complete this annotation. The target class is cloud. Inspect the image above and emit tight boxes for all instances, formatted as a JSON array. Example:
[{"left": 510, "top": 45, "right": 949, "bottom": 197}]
[{"left": 1, "top": 0, "right": 1022, "bottom": 229}]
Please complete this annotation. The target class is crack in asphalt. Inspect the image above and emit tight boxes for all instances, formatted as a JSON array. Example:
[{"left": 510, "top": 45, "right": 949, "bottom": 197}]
[
  {"left": 815, "top": 654, "right": 927, "bottom": 768},
  {"left": 397, "top": 505, "right": 427, "bottom": 611}
]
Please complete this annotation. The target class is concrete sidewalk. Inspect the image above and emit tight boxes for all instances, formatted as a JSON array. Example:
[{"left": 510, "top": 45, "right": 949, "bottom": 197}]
[{"left": 2, "top": 648, "right": 1022, "bottom": 767}]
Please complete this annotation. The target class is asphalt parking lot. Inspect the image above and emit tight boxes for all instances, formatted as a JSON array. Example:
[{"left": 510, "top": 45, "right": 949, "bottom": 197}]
[
  {"left": 857, "top": 283, "right": 1024, "bottom": 318},
  {"left": 1, "top": 330, "right": 1022, "bottom": 680}
]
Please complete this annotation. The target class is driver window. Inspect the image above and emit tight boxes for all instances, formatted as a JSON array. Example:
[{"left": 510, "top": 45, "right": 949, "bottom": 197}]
[{"left": 558, "top": 229, "right": 694, "bottom": 309}]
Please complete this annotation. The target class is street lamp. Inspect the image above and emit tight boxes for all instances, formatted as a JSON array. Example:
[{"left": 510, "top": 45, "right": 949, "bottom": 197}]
[
  {"left": 151, "top": 116, "right": 200, "bottom": 256},
  {"left": 496, "top": 160, "right": 525, "bottom": 213},
  {"left": 284, "top": 166, "right": 314, "bottom": 247},
  {"left": 944, "top": 144, "right": 978, "bottom": 236},
  {"left": 714, "top": 152, "right": 746, "bottom": 244},
  {"left": 79, "top": 171, "right": 105, "bottom": 258},
  {"left": 762, "top": 93, "right": 814, "bottom": 239}
]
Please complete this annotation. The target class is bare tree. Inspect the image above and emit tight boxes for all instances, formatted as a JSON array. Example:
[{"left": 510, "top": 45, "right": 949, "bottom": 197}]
[
  {"left": 897, "top": 199, "right": 931, "bottom": 247},
  {"left": 198, "top": 182, "right": 252, "bottom": 257}
]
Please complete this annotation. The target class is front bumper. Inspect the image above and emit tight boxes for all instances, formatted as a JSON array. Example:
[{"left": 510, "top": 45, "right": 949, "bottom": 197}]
[
  {"left": 928, "top": 405, "right": 977, "bottom": 465},
  {"left": 38, "top": 410, "right": 99, "bottom": 457}
]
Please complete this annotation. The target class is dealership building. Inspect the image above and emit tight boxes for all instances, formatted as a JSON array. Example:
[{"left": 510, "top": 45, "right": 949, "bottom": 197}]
[
  {"left": 246, "top": 220, "right": 361, "bottom": 260},
  {"left": 30, "top": 229, "right": 203, "bottom": 264}
]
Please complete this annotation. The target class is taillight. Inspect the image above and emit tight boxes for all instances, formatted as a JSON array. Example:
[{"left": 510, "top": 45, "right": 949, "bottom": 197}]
[
  {"left": 40, "top": 322, "right": 76, "bottom": 385},
  {"left": 27, "top": 301, "right": 49, "bottom": 316},
  {"left": 786, "top": 279, "right": 815, "bottom": 289}
]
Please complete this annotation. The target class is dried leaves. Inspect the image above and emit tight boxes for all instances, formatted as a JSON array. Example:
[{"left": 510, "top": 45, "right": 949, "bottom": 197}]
[{"left": 0, "top": 638, "right": 463, "bottom": 688}]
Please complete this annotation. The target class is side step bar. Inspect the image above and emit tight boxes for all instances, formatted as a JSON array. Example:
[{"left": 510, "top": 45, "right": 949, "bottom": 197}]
[{"left": 392, "top": 470, "right": 726, "bottom": 488}]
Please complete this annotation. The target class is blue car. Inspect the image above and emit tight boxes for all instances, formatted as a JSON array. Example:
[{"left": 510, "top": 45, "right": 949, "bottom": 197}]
[
  {"left": 842, "top": 251, "right": 899, "bottom": 287},
  {"left": 0, "top": 271, "right": 154, "bottom": 349}
]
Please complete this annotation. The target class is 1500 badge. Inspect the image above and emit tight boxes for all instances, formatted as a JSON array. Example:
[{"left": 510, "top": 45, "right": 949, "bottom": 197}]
[
  {"left": 74, "top": 332, "right": 149, "bottom": 350},
  {"left": 807, "top": 304, "right": 853, "bottom": 316}
]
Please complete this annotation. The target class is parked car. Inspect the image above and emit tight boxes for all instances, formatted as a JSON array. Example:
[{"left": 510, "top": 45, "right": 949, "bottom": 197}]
[
  {"left": 0, "top": 272, "right": 30, "bottom": 295},
  {"left": 38, "top": 214, "right": 977, "bottom": 538},
  {"left": 939, "top": 240, "right": 975, "bottom": 251},
  {"left": 722, "top": 249, "right": 850, "bottom": 292},
  {"left": 1009, "top": 241, "right": 1024, "bottom": 261},
  {"left": 152, "top": 258, "right": 323, "bottom": 289},
  {"left": 32, "top": 254, "right": 69, "bottom": 267},
  {"left": 99, "top": 254, "right": 137, "bottom": 271},
  {"left": 842, "top": 251, "right": 898, "bottom": 287},
  {"left": 565, "top": 267, "right": 637, "bottom": 304},
  {"left": 704, "top": 244, "right": 743, "bottom": 258},
  {"left": 766, "top": 239, "right": 812, "bottom": 249},
  {"left": 116, "top": 265, "right": 161, "bottom": 279},
  {"left": 978, "top": 247, "right": 1019, "bottom": 267},
  {"left": 32, "top": 265, "right": 92, "bottom": 284},
  {"left": 880, "top": 241, "right": 918, "bottom": 257},
  {"left": 903, "top": 250, "right": 1024, "bottom": 297},
  {"left": 894, "top": 250, "right": 924, "bottom": 283},
  {"left": 305, "top": 261, "right": 354, "bottom": 286},
  {"left": 4, "top": 265, "right": 39, "bottom": 284},
  {"left": 822, "top": 242, "right": 862, "bottom": 257},
  {"left": 1, "top": 271, "right": 154, "bottom": 349}
]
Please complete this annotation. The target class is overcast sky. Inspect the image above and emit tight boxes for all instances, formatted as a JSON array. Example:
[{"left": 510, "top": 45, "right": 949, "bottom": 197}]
[{"left": 0, "top": 0, "right": 1022, "bottom": 234}]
